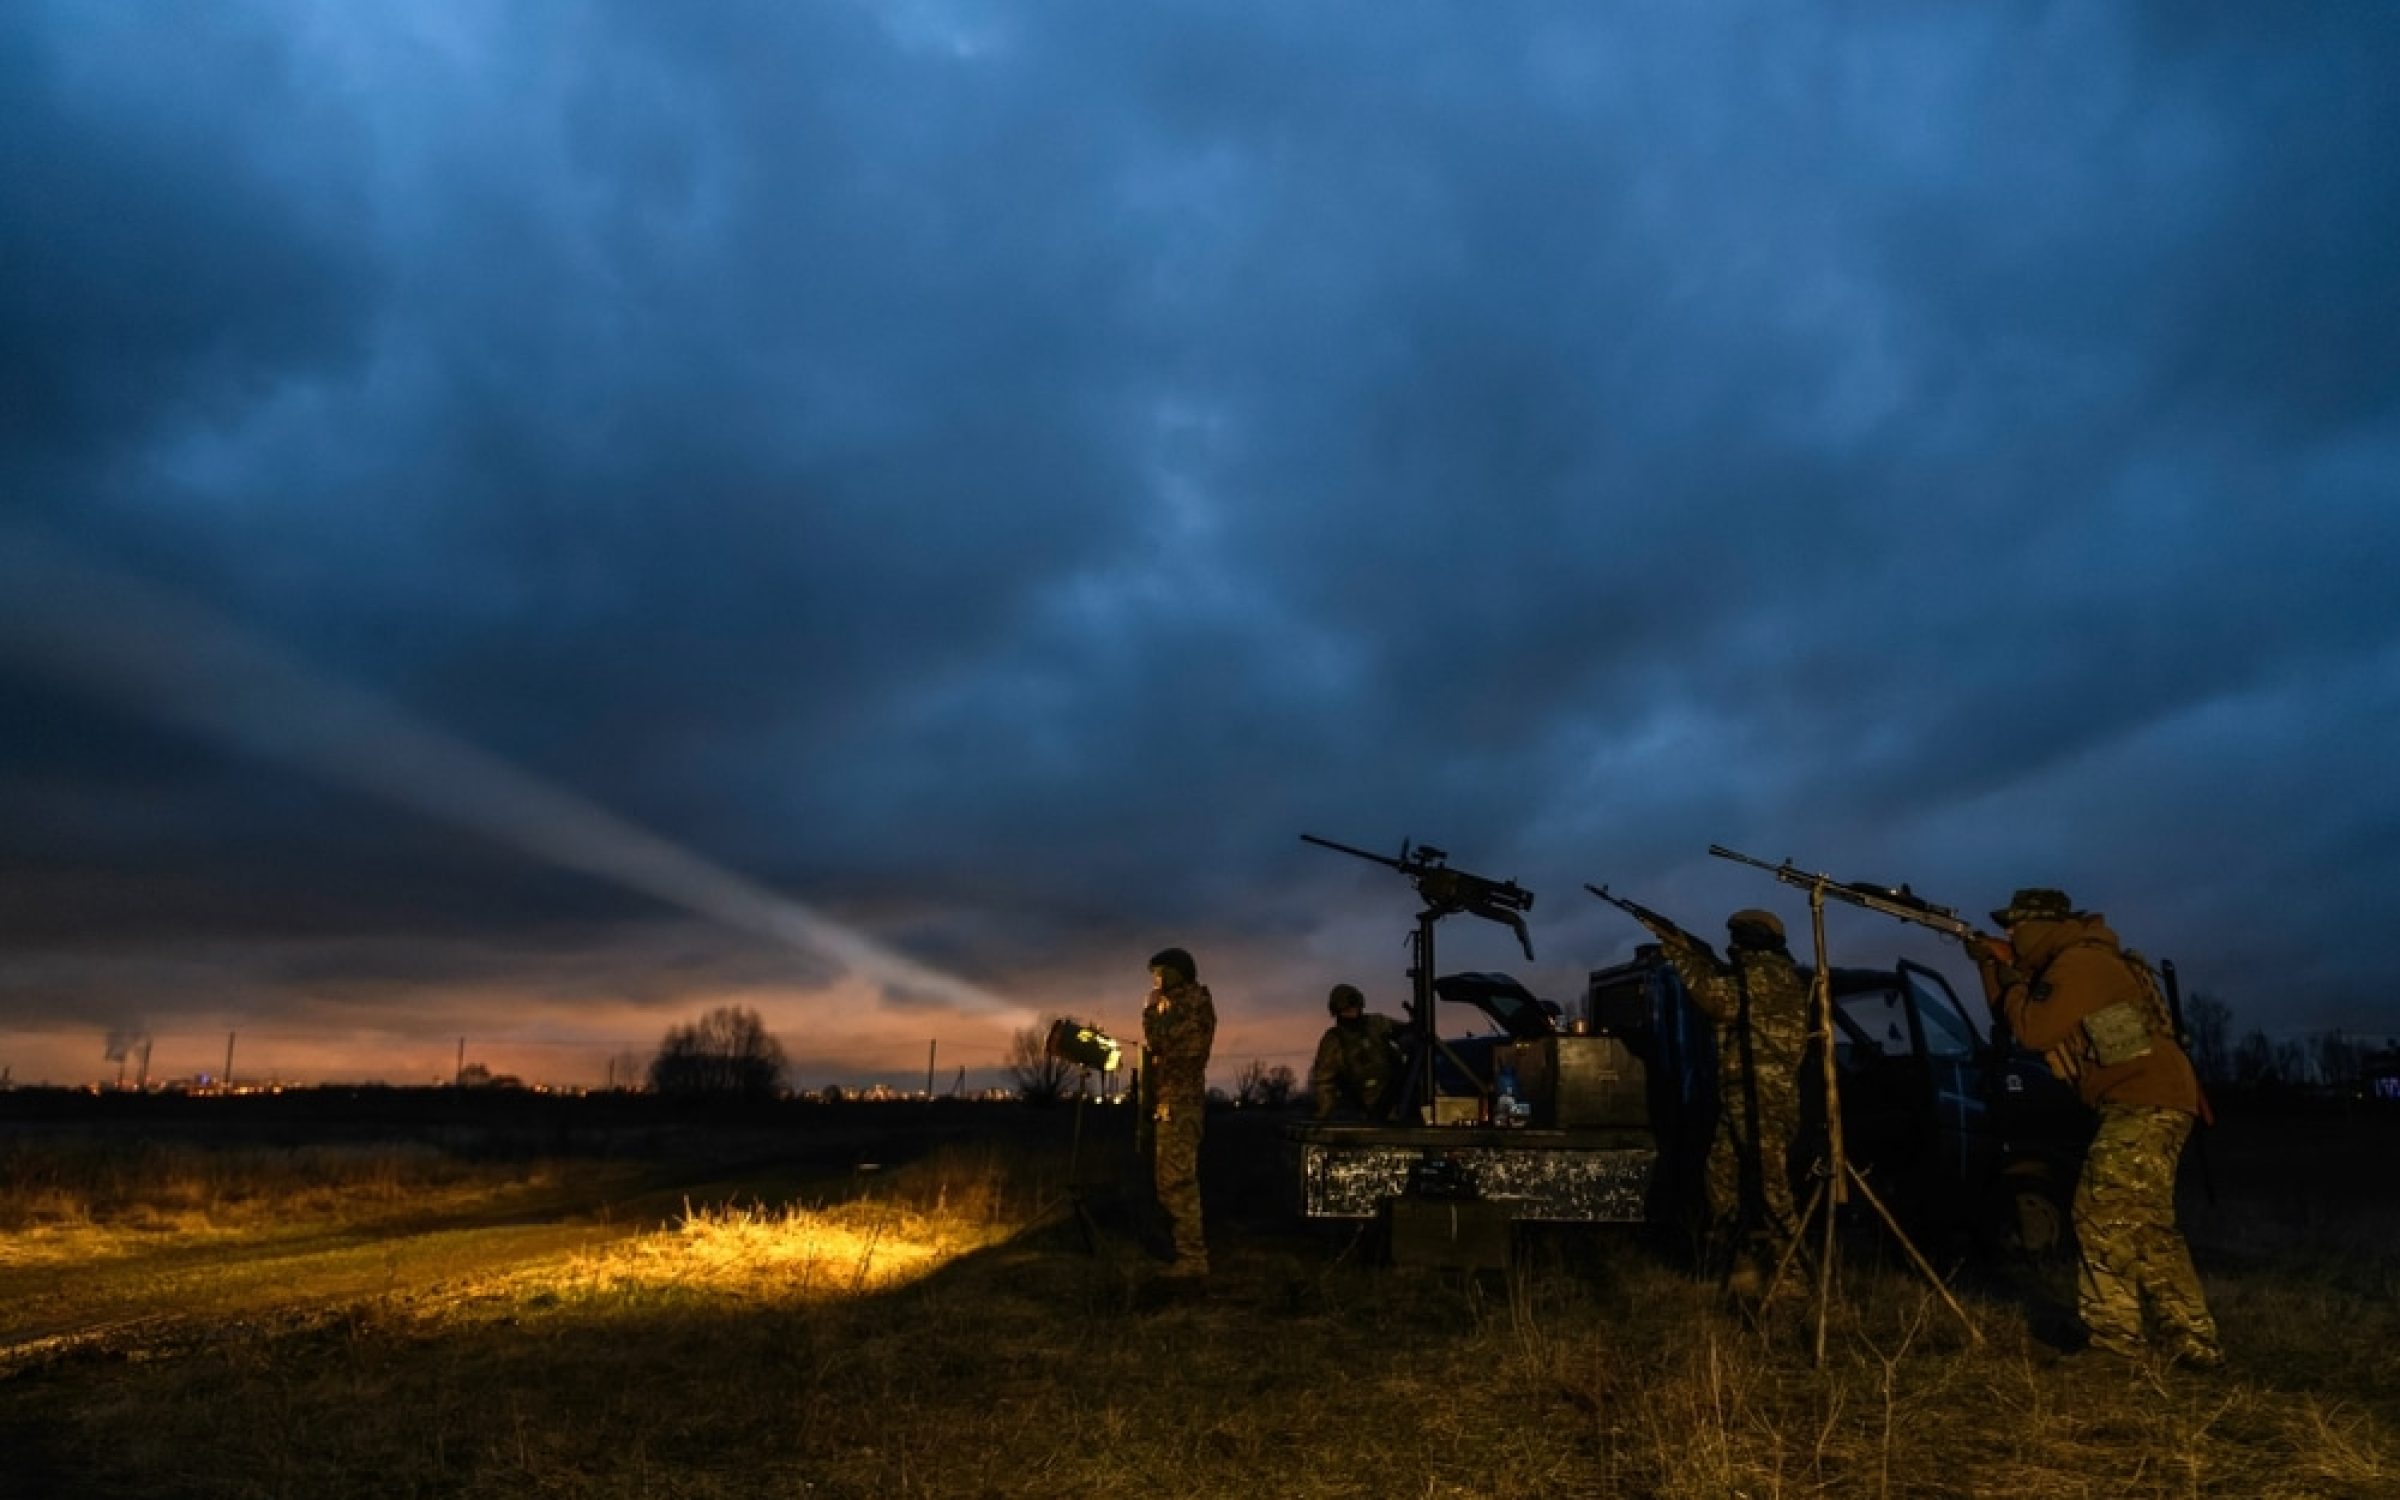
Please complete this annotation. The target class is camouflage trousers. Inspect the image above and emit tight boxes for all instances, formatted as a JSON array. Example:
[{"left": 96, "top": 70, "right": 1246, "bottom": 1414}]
[
  {"left": 1151, "top": 1099, "right": 1207, "bottom": 1273},
  {"left": 1707, "top": 1062, "right": 1800, "bottom": 1270},
  {"left": 2075, "top": 1104, "right": 2219, "bottom": 1360}
]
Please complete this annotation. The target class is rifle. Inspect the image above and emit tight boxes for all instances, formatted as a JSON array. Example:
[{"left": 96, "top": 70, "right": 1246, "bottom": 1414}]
[
  {"left": 2159, "top": 958, "right": 2192, "bottom": 1054},
  {"left": 1301, "top": 833, "right": 1536, "bottom": 960},
  {"left": 1707, "top": 844, "right": 2028, "bottom": 1047},
  {"left": 1583, "top": 883, "right": 1707, "bottom": 951},
  {"left": 2160, "top": 959, "right": 2219, "bottom": 1203},
  {"left": 1706, "top": 844, "right": 1991, "bottom": 947}
]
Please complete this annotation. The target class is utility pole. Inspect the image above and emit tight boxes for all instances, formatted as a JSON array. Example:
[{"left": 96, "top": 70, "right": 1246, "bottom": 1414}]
[
  {"left": 225, "top": 1031, "right": 237, "bottom": 1092},
  {"left": 926, "top": 1039, "right": 937, "bottom": 1098},
  {"left": 455, "top": 1036, "right": 465, "bottom": 1087}
]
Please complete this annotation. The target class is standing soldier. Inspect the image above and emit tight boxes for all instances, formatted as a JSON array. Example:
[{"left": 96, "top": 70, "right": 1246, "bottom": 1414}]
[
  {"left": 1661, "top": 910, "right": 1810, "bottom": 1296},
  {"left": 1311, "top": 983, "right": 1404, "bottom": 1120},
  {"left": 1141, "top": 946, "right": 1217, "bottom": 1278},
  {"left": 1972, "top": 889, "right": 2222, "bottom": 1369}
]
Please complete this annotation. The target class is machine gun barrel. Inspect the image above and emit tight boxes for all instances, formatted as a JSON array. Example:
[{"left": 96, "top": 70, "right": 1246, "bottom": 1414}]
[
  {"left": 1299, "top": 831, "right": 1411, "bottom": 871},
  {"left": 1706, "top": 844, "right": 1980, "bottom": 941}
]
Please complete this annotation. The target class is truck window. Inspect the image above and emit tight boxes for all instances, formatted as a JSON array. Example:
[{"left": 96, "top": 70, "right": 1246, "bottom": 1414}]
[
  {"left": 1903, "top": 968, "right": 1978, "bottom": 1060},
  {"left": 1836, "top": 986, "right": 1914, "bottom": 1060}
]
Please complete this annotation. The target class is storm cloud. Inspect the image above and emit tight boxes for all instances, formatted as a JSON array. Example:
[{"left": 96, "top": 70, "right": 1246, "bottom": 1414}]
[{"left": 5, "top": 2, "right": 2396, "bottom": 1085}]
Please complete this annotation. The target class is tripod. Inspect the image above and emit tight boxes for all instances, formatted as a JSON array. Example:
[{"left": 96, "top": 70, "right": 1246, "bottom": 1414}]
[
  {"left": 1036, "top": 1018, "right": 1125, "bottom": 1257},
  {"left": 1044, "top": 1066, "right": 1104, "bottom": 1256},
  {"left": 1760, "top": 878, "right": 1982, "bottom": 1364}
]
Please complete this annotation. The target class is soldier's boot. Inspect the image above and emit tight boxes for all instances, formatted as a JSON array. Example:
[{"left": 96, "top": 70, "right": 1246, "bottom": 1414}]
[
  {"left": 1723, "top": 1238, "right": 1776, "bottom": 1302},
  {"left": 2160, "top": 1325, "right": 2224, "bottom": 1370},
  {"left": 1757, "top": 1250, "right": 1808, "bottom": 1304},
  {"left": 1163, "top": 1213, "right": 1209, "bottom": 1278},
  {"left": 2075, "top": 1324, "right": 2148, "bottom": 1361},
  {"left": 1724, "top": 1259, "right": 1765, "bottom": 1301}
]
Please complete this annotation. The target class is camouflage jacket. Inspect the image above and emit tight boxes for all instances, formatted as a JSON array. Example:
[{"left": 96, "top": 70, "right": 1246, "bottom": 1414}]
[
  {"left": 1664, "top": 938, "right": 1810, "bottom": 1080},
  {"left": 1999, "top": 914, "right": 2198, "bottom": 1115},
  {"left": 1142, "top": 978, "right": 1216, "bottom": 1110},
  {"left": 1311, "top": 1013, "right": 1403, "bottom": 1117}
]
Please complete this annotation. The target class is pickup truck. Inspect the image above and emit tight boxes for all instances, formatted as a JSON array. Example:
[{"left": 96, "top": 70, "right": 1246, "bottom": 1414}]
[{"left": 1286, "top": 948, "right": 2086, "bottom": 1259}]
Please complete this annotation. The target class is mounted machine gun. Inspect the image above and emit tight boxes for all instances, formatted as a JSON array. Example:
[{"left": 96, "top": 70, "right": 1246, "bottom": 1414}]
[{"left": 1301, "top": 833, "right": 1535, "bottom": 1118}]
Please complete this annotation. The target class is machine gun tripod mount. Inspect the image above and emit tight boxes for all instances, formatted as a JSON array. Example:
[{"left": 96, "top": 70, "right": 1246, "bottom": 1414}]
[
  {"left": 1301, "top": 833, "right": 1536, "bottom": 1121},
  {"left": 1708, "top": 844, "right": 1983, "bottom": 1361}
]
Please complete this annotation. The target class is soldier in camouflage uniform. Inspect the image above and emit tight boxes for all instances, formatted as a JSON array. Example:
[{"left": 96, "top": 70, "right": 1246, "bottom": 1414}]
[
  {"left": 1311, "top": 983, "right": 1404, "bottom": 1120},
  {"left": 1141, "top": 946, "right": 1217, "bottom": 1278},
  {"left": 1662, "top": 910, "right": 1810, "bottom": 1293},
  {"left": 1974, "top": 889, "right": 2222, "bottom": 1369}
]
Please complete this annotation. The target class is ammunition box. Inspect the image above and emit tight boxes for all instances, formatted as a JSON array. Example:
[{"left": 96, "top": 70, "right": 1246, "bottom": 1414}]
[
  {"left": 1510, "top": 1036, "right": 1647, "bottom": 1128},
  {"left": 1428, "top": 1096, "right": 1482, "bottom": 1126}
]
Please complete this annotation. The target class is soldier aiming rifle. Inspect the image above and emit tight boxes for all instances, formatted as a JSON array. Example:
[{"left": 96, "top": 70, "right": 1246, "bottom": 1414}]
[
  {"left": 1703, "top": 846, "right": 2024, "bottom": 1034},
  {"left": 1704, "top": 847, "right": 2220, "bottom": 1369},
  {"left": 1588, "top": 883, "right": 1807, "bottom": 1297},
  {"left": 1976, "top": 889, "right": 2222, "bottom": 1368}
]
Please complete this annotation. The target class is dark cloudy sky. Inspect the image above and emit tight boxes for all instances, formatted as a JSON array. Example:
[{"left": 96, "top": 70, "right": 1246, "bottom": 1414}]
[{"left": 5, "top": 2, "right": 2397, "bottom": 1089}]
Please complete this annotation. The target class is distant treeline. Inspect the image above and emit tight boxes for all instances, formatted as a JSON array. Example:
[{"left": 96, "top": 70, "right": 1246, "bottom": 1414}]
[{"left": 2179, "top": 992, "right": 2400, "bottom": 1100}]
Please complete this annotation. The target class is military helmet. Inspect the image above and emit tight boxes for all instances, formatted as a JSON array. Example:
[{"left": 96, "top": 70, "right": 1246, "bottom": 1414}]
[
  {"left": 1327, "top": 982, "right": 1365, "bottom": 1016},
  {"left": 1148, "top": 946, "right": 1197, "bottom": 985},
  {"left": 1988, "top": 888, "right": 2073, "bottom": 928},
  {"left": 1726, "top": 908, "right": 1786, "bottom": 948}
]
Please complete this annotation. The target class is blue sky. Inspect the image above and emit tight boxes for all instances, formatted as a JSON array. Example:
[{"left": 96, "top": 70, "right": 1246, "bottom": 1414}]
[{"left": 4, "top": 3, "right": 2396, "bottom": 1087}]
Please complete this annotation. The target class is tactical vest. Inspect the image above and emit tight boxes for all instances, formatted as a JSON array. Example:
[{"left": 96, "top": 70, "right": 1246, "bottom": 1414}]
[{"left": 2039, "top": 942, "right": 2178, "bottom": 1085}]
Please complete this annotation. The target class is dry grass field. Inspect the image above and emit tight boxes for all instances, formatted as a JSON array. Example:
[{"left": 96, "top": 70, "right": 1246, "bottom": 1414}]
[{"left": 1, "top": 1098, "right": 2394, "bottom": 1499}]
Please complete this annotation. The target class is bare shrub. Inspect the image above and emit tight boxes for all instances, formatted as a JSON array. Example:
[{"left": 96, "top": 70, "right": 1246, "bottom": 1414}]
[
  {"left": 1233, "top": 1060, "right": 1297, "bottom": 1107},
  {"left": 649, "top": 1004, "right": 789, "bottom": 1103},
  {"left": 1005, "top": 1020, "right": 1074, "bottom": 1105}
]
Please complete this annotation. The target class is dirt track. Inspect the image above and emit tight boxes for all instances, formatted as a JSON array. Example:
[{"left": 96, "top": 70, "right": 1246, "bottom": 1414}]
[{"left": 0, "top": 1155, "right": 828, "bottom": 1375}]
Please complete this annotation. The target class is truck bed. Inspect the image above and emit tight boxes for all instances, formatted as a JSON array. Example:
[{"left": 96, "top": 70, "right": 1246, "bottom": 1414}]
[{"left": 1285, "top": 1121, "right": 1656, "bottom": 1222}]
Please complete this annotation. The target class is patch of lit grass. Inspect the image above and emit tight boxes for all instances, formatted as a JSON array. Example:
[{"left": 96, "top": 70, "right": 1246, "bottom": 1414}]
[
  {"left": 559, "top": 1197, "right": 1015, "bottom": 1302},
  {"left": 451, "top": 1143, "right": 1039, "bottom": 1315}
]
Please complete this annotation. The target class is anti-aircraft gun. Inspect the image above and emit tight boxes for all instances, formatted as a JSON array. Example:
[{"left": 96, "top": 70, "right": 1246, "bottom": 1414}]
[
  {"left": 1300, "top": 833, "right": 1535, "bottom": 1119},
  {"left": 1301, "top": 834, "right": 1537, "bottom": 957},
  {"left": 1288, "top": 835, "right": 1657, "bottom": 1256}
]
